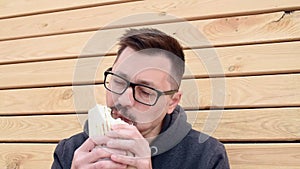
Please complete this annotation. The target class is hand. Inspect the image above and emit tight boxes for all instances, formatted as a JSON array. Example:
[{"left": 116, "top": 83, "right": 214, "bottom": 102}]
[
  {"left": 71, "top": 137, "right": 127, "bottom": 169},
  {"left": 105, "top": 124, "right": 152, "bottom": 169}
]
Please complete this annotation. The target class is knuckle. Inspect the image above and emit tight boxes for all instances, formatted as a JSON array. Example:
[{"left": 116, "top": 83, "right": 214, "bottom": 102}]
[{"left": 94, "top": 148, "right": 105, "bottom": 157}]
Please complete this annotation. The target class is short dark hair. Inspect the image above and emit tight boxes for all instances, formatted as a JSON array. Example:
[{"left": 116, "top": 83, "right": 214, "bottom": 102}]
[{"left": 115, "top": 28, "right": 185, "bottom": 88}]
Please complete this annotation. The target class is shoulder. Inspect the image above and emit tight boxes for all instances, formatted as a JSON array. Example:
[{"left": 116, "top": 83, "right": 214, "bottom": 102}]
[
  {"left": 55, "top": 132, "right": 88, "bottom": 156},
  {"left": 157, "top": 129, "right": 229, "bottom": 169},
  {"left": 185, "top": 129, "right": 225, "bottom": 151},
  {"left": 59, "top": 132, "right": 89, "bottom": 149},
  {"left": 183, "top": 129, "right": 230, "bottom": 168},
  {"left": 177, "top": 129, "right": 226, "bottom": 154},
  {"left": 152, "top": 129, "right": 230, "bottom": 169}
]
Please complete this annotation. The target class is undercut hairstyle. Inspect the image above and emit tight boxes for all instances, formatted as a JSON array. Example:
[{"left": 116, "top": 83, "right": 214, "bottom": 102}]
[{"left": 115, "top": 28, "right": 185, "bottom": 89}]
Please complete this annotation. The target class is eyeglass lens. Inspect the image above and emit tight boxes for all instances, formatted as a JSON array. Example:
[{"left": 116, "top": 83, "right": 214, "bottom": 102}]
[{"left": 105, "top": 73, "right": 158, "bottom": 105}]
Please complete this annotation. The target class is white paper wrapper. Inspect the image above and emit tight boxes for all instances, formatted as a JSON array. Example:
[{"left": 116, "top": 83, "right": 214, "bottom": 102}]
[
  {"left": 88, "top": 104, "right": 126, "bottom": 137},
  {"left": 88, "top": 105, "right": 136, "bottom": 169}
]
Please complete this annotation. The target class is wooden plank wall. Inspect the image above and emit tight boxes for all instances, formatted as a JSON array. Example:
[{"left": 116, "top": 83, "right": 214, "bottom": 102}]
[{"left": 1, "top": 0, "right": 300, "bottom": 168}]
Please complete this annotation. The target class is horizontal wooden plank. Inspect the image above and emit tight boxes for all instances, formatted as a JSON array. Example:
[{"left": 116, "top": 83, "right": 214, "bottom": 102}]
[
  {"left": 187, "top": 41, "right": 300, "bottom": 78},
  {"left": 189, "top": 108, "right": 300, "bottom": 142},
  {"left": 0, "top": 56, "right": 114, "bottom": 89},
  {"left": 1, "top": 41, "right": 300, "bottom": 89},
  {"left": 225, "top": 143, "right": 300, "bottom": 169},
  {"left": 1, "top": 74, "right": 299, "bottom": 115},
  {"left": 0, "top": 108, "right": 299, "bottom": 142},
  {"left": 0, "top": 0, "right": 137, "bottom": 19},
  {"left": 0, "top": 0, "right": 136, "bottom": 19},
  {"left": 0, "top": 115, "right": 82, "bottom": 142},
  {"left": 1, "top": 0, "right": 300, "bottom": 40},
  {"left": 0, "top": 85, "right": 104, "bottom": 115},
  {"left": 0, "top": 143, "right": 56, "bottom": 169},
  {"left": 0, "top": 143, "right": 299, "bottom": 169},
  {"left": 2, "top": 11, "right": 300, "bottom": 64},
  {"left": 184, "top": 73, "right": 299, "bottom": 109}
]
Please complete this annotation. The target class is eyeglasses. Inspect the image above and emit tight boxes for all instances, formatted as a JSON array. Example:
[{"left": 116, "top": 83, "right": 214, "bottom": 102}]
[{"left": 104, "top": 67, "right": 178, "bottom": 106}]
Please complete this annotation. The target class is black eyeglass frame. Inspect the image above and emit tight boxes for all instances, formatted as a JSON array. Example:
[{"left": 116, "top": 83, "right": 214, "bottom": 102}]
[{"left": 104, "top": 67, "right": 178, "bottom": 106}]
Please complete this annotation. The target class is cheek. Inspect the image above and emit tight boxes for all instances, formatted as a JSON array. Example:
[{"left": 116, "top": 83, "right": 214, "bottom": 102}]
[
  {"left": 134, "top": 97, "right": 169, "bottom": 123},
  {"left": 105, "top": 91, "right": 114, "bottom": 106}
]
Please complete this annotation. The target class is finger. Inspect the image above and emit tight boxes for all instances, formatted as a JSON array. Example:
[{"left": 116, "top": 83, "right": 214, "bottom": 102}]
[
  {"left": 102, "top": 147, "right": 127, "bottom": 156},
  {"left": 72, "top": 146, "right": 111, "bottom": 166},
  {"left": 93, "top": 159, "right": 127, "bottom": 169},
  {"left": 106, "top": 138, "right": 150, "bottom": 158},
  {"left": 90, "top": 135, "right": 111, "bottom": 146},
  {"left": 105, "top": 130, "right": 136, "bottom": 139},
  {"left": 77, "top": 138, "right": 96, "bottom": 152},
  {"left": 84, "top": 147, "right": 112, "bottom": 163},
  {"left": 111, "top": 124, "right": 135, "bottom": 130},
  {"left": 106, "top": 139, "right": 134, "bottom": 152},
  {"left": 111, "top": 154, "right": 151, "bottom": 169},
  {"left": 106, "top": 128, "right": 142, "bottom": 140},
  {"left": 111, "top": 154, "right": 137, "bottom": 168},
  {"left": 89, "top": 146, "right": 129, "bottom": 163}
]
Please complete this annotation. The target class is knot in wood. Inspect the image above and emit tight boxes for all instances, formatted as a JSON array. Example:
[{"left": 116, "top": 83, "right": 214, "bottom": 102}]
[{"left": 62, "top": 89, "right": 73, "bottom": 100}]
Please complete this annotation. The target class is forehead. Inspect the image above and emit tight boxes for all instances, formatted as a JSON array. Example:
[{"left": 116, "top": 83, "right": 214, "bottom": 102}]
[{"left": 113, "top": 47, "right": 172, "bottom": 79}]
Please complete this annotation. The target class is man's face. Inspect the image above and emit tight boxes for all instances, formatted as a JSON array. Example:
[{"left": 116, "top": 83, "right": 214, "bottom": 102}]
[{"left": 105, "top": 47, "right": 180, "bottom": 138}]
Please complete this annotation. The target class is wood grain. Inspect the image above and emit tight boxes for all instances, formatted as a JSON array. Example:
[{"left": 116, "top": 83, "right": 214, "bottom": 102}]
[
  {"left": 1, "top": 0, "right": 300, "bottom": 40},
  {"left": 1, "top": 11, "right": 300, "bottom": 64},
  {"left": 180, "top": 74, "right": 300, "bottom": 109},
  {"left": 188, "top": 108, "right": 300, "bottom": 141},
  {"left": 0, "top": 85, "right": 106, "bottom": 115},
  {"left": 1, "top": 74, "right": 299, "bottom": 115},
  {"left": 0, "top": 0, "right": 136, "bottom": 19},
  {"left": 226, "top": 143, "right": 300, "bottom": 169},
  {"left": 0, "top": 56, "right": 115, "bottom": 89},
  {"left": 0, "top": 11, "right": 300, "bottom": 63},
  {"left": 0, "top": 115, "right": 82, "bottom": 142},
  {"left": 0, "top": 108, "right": 299, "bottom": 142},
  {"left": 1, "top": 1, "right": 299, "bottom": 169},
  {"left": 0, "top": 143, "right": 299, "bottom": 169},
  {"left": 0, "top": 143, "right": 56, "bottom": 169},
  {"left": 1, "top": 41, "right": 300, "bottom": 89}
]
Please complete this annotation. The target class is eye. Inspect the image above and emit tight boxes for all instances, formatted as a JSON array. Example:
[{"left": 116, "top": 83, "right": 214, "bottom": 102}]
[
  {"left": 141, "top": 89, "right": 151, "bottom": 96},
  {"left": 112, "top": 77, "right": 126, "bottom": 85},
  {"left": 139, "top": 87, "right": 156, "bottom": 97}
]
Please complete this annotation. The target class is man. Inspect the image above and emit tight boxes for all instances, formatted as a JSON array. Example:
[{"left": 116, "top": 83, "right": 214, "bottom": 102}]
[{"left": 52, "top": 28, "right": 230, "bottom": 169}]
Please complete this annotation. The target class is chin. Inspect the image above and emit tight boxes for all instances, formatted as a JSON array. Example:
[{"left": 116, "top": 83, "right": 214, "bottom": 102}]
[{"left": 135, "top": 122, "right": 162, "bottom": 138}]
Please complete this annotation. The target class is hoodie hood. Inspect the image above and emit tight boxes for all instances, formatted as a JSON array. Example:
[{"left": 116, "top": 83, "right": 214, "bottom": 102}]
[
  {"left": 149, "top": 105, "right": 191, "bottom": 156},
  {"left": 84, "top": 105, "right": 191, "bottom": 157}
]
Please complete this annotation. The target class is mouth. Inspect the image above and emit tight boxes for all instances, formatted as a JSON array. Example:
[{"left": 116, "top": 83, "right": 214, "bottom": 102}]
[{"left": 111, "top": 108, "right": 135, "bottom": 125}]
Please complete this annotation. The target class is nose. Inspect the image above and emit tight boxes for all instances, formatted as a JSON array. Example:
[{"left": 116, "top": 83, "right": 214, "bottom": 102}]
[{"left": 117, "top": 87, "right": 134, "bottom": 107}]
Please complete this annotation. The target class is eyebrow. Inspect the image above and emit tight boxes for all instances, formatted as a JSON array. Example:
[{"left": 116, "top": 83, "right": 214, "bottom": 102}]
[
  {"left": 115, "top": 70, "right": 129, "bottom": 79},
  {"left": 136, "top": 79, "right": 156, "bottom": 88},
  {"left": 114, "top": 70, "right": 157, "bottom": 88}
]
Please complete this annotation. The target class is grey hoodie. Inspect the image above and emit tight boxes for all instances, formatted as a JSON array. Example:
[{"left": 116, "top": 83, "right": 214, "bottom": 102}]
[{"left": 51, "top": 106, "right": 230, "bottom": 169}]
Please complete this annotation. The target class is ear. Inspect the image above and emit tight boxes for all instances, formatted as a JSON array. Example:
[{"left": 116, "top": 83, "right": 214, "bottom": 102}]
[{"left": 167, "top": 91, "right": 182, "bottom": 114}]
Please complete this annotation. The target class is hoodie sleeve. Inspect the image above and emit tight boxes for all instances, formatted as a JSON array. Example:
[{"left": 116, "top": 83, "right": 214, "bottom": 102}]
[
  {"left": 208, "top": 144, "right": 230, "bottom": 169},
  {"left": 51, "top": 139, "right": 72, "bottom": 169},
  {"left": 51, "top": 132, "right": 88, "bottom": 169}
]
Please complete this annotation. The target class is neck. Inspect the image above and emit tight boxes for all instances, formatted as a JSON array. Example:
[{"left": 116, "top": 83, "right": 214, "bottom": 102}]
[{"left": 142, "top": 122, "right": 163, "bottom": 143}]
